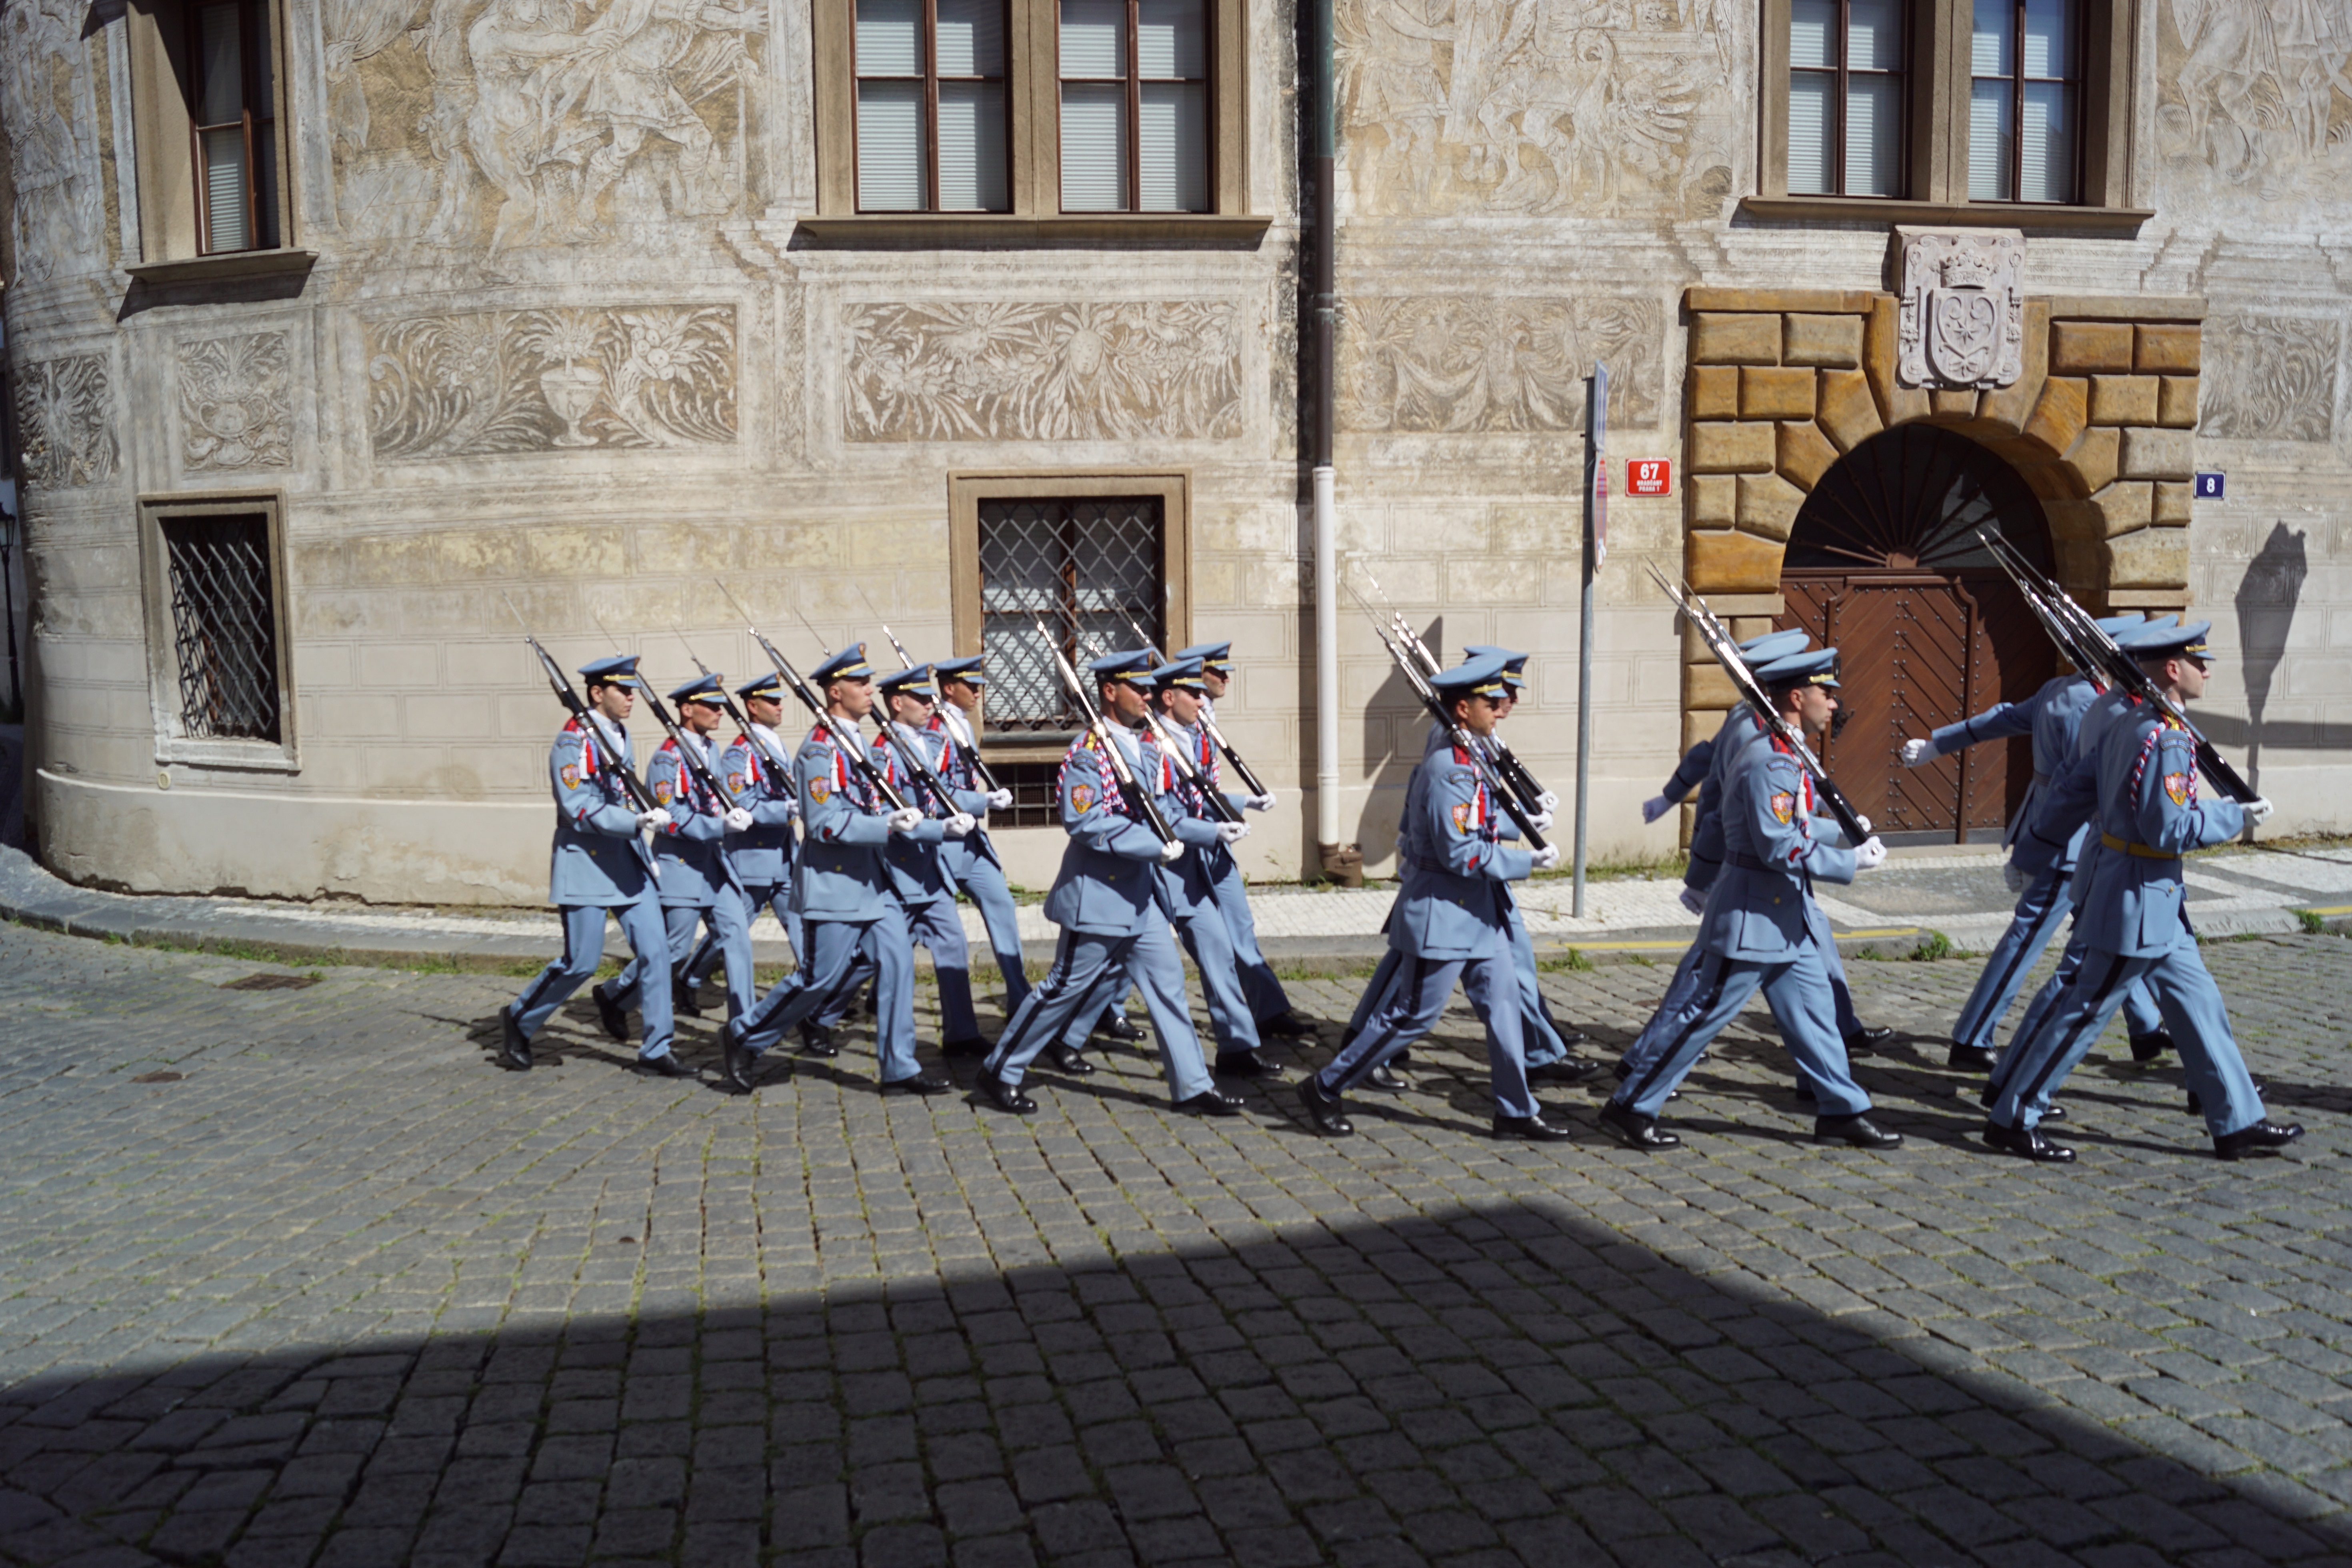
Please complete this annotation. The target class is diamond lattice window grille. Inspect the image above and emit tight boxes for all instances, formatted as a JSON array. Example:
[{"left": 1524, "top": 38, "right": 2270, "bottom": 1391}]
[
  {"left": 978, "top": 496, "right": 1164, "bottom": 733},
  {"left": 162, "top": 512, "right": 282, "bottom": 742}
]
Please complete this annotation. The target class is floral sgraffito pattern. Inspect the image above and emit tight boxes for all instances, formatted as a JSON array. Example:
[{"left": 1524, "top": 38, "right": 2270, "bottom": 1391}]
[
  {"left": 846, "top": 301, "right": 1244, "bottom": 443},
  {"left": 179, "top": 334, "right": 293, "bottom": 471},
  {"left": 14, "top": 354, "right": 118, "bottom": 489},
  {"left": 2201, "top": 314, "right": 2338, "bottom": 443},
  {"left": 366, "top": 305, "right": 737, "bottom": 459},
  {"left": 1338, "top": 295, "right": 1662, "bottom": 432}
]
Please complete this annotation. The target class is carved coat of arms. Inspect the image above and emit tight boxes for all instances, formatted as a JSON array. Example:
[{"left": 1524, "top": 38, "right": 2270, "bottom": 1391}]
[{"left": 1894, "top": 227, "right": 2025, "bottom": 390}]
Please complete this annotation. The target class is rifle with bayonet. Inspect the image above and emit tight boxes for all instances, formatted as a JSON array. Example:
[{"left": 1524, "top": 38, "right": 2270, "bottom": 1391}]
[
  {"left": 1118, "top": 607, "right": 1271, "bottom": 799},
  {"left": 1347, "top": 582, "right": 1550, "bottom": 853},
  {"left": 503, "top": 593, "right": 662, "bottom": 882},
  {"left": 1356, "top": 568, "right": 1550, "bottom": 814},
  {"left": 1644, "top": 563, "right": 1871, "bottom": 844},
  {"left": 1972, "top": 527, "right": 2259, "bottom": 802},
  {"left": 795, "top": 604, "right": 970, "bottom": 828},
  {"left": 857, "top": 584, "right": 1004, "bottom": 795},
  {"left": 716, "top": 583, "right": 912, "bottom": 813},
  {"left": 673, "top": 629, "right": 794, "bottom": 784},
  {"left": 1112, "top": 609, "right": 1245, "bottom": 824},
  {"left": 1037, "top": 618, "right": 1178, "bottom": 846}
]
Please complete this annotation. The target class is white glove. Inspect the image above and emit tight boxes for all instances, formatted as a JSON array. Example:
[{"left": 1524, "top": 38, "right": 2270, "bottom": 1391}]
[
  {"left": 1900, "top": 738, "right": 1932, "bottom": 768},
  {"left": 636, "top": 809, "right": 670, "bottom": 833},
  {"left": 1530, "top": 844, "right": 1562, "bottom": 871},
  {"left": 1158, "top": 838, "right": 1186, "bottom": 863},
  {"left": 1528, "top": 810, "right": 1555, "bottom": 833},
  {"left": 1538, "top": 791, "right": 1560, "bottom": 812},
  {"left": 1678, "top": 885, "right": 1706, "bottom": 915},
  {"left": 944, "top": 812, "right": 976, "bottom": 839},
  {"left": 886, "top": 807, "right": 923, "bottom": 835},
  {"left": 1216, "top": 821, "right": 1250, "bottom": 844},
  {"left": 1246, "top": 792, "right": 1277, "bottom": 812},
  {"left": 1852, "top": 836, "right": 1888, "bottom": 872},
  {"left": 2244, "top": 796, "right": 2274, "bottom": 827},
  {"left": 986, "top": 788, "right": 1014, "bottom": 811},
  {"left": 1641, "top": 794, "right": 1672, "bottom": 824},
  {"left": 2003, "top": 860, "right": 2027, "bottom": 893},
  {"left": 1853, "top": 814, "right": 1872, "bottom": 836},
  {"left": 723, "top": 807, "right": 754, "bottom": 833}
]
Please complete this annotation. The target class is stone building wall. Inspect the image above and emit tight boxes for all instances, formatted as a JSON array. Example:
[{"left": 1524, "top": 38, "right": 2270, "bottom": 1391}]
[{"left": 6, "top": 0, "right": 2352, "bottom": 905}]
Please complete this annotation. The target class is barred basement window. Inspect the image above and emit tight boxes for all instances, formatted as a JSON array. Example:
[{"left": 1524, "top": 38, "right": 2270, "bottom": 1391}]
[
  {"left": 991, "top": 760, "right": 1066, "bottom": 827},
  {"left": 162, "top": 512, "right": 282, "bottom": 741},
  {"left": 977, "top": 495, "right": 1166, "bottom": 733}
]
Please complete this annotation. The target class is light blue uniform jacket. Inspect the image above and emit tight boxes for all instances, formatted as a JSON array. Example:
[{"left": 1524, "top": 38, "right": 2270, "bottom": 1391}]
[
  {"left": 548, "top": 716, "right": 656, "bottom": 907},
  {"left": 647, "top": 731, "right": 741, "bottom": 908},
  {"left": 873, "top": 724, "right": 980, "bottom": 902},
  {"left": 794, "top": 721, "right": 898, "bottom": 922},
  {"left": 1699, "top": 742, "right": 1858, "bottom": 961},
  {"left": 2011, "top": 687, "right": 2138, "bottom": 883},
  {"left": 1042, "top": 727, "right": 1177, "bottom": 936},
  {"left": 1390, "top": 741, "right": 1531, "bottom": 960},
  {"left": 718, "top": 729, "right": 798, "bottom": 884},
  {"left": 1921, "top": 673, "right": 2079, "bottom": 851}
]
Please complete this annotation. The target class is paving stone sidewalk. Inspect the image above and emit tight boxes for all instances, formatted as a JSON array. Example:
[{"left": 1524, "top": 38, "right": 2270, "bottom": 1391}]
[{"left": 2, "top": 922, "right": 2351, "bottom": 1568}]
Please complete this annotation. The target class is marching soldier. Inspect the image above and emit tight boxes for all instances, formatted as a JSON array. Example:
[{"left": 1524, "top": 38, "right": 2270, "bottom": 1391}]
[
  {"left": 680, "top": 673, "right": 802, "bottom": 1014},
  {"left": 974, "top": 650, "right": 1244, "bottom": 1118},
  {"left": 1982, "top": 622, "right": 2300, "bottom": 1163},
  {"left": 1175, "top": 640, "right": 1316, "bottom": 1039},
  {"left": 1597, "top": 647, "right": 1903, "bottom": 1153},
  {"left": 637, "top": 674, "right": 755, "bottom": 1039},
  {"left": 930, "top": 656, "right": 1029, "bottom": 1018},
  {"left": 498, "top": 654, "right": 679, "bottom": 1075},
  {"left": 1903, "top": 615, "right": 2173, "bottom": 1071},
  {"left": 876, "top": 664, "right": 990, "bottom": 1057},
  {"left": 1296, "top": 654, "right": 1572, "bottom": 1142},
  {"left": 717, "top": 644, "right": 952, "bottom": 1098}
]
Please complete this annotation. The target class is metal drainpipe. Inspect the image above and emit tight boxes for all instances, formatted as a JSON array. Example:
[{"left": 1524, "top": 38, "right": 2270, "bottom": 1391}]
[{"left": 1309, "top": 0, "right": 1356, "bottom": 882}]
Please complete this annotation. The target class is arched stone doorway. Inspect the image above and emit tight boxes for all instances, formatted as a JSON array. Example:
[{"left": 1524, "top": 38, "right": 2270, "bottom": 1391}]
[{"left": 1776, "top": 426, "right": 2057, "bottom": 844}]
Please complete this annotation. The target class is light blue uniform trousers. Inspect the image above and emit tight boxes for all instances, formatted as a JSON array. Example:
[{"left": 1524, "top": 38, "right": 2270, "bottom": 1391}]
[
  {"left": 946, "top": 842, "right": 1030, "bottom": 1010},
  {"left": 903, "top": 892, "right": 982, "bottom": 1042},
  {"left": 1207, "top": 857, "right": 1290, "bottom": 1022},
  {"left": 686, "top": 881, "right": 801, "bottom": 997},
  {"left": 1614, "top": 947, "right": 1868, "bottom": 1119},
  {"left": 512, "top": 902, "right": 675, "bottom": 1061},
  {"left": 731, "top": 910, "right": 920, "bottom": 1080},
  {"left": 1618, "top": 907, "right": 1867, "bottom": 1076},
  {"left": 1315, "top": 929, "right": 1537, "bottom": 1118},
  {"left": 1987, "top": 940, "right": 2264, "bottom": 1136},
  {"left": 986, "top": 924, "right": 1213, "bottom": 1099},
  {"left": 663, "top": 896, "right": 753, "bottom": 1021},
  {"left": 1344, "top": 904, "right": 1573, "bottom": 1065},
  {"left": 1954, "top": 867, "right": 2164, "bottom": 1052}
]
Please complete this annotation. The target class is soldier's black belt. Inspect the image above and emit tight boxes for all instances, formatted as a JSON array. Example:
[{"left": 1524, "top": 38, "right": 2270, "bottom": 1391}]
[
  {"left": 1726, "top": 852, "right": 1782, "bottom": 874},
  {"left": 2100, "top": 832, "right": 2180, "bottom": 861}
]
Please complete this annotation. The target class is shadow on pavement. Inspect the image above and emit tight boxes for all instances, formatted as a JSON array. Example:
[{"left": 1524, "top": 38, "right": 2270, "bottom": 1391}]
[{"left": 4, "top": 1195, "right": 2345, "bottom": 1568}]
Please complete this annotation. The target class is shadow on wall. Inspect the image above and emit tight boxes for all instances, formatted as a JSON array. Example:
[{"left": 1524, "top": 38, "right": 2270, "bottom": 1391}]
[
  {"left": 2232, "top": 523, "right": 2309, "bottom": 793},
  {"left": 1354, "top": 617, "right": 1443, "bottom": 855},
  {"left": 4, "top": 1196, "right": 2349, "bottom": 1566}
]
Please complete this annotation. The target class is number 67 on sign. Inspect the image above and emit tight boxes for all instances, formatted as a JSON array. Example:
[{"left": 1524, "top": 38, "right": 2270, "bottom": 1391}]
[{"left": 1626, "top": 458, "right": 1672, "bottom": 496}]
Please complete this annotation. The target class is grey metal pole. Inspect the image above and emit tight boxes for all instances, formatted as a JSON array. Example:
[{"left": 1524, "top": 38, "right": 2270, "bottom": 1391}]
[{"left": 1573, "top": 366, "right": 1605, "bottom": 917}]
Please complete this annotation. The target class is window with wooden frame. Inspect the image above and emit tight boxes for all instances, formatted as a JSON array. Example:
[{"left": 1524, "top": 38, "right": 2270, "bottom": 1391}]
[
  {"left": 810, "top": 0, "right": 1255, "bottom": 235},
  {"left": 946, "top": 472, "right": 1191, "bottom": 775},
  {"left": 136, "top": 490, "right": 299, "bottom": 770},
  {"left": 124, "top": 0, "right": 305, "bottom": 275},
  {"left": 1750, "top": 0, "right": 2142, "bottom": 228},
  {"left": 188, "top": 0, "right": 280, "bottom": 252}
]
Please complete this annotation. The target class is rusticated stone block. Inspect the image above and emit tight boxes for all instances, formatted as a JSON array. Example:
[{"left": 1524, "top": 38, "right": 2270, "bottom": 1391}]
[
  {"left": 1776, "top": 421, "right": 1840, "bottom": 492},
  {"left": 2052, "top": 321, "right": 2135, "bottom": 374},
  {"left": 1740, "top": 472, "right": 1808, "bottom": 540},
  {"left": 2090, "top": 375, "right": 2160, "bottom": 426},
  {"left": 1976, "top": 298, "right": 2051, "bottom": 436},
  {"left": 2107, "top": 524, "right": 2191, "bottom": 592},
  {"left": 1931, "top": 389, "right": 1978, "bottom": 419},
  {"left": 1740, "top": 367, "right": 1817, "bottom": 420},
  {"left": 1866, "top": 296, "right": 1931, "bottom": 426},
  {"left": 1683, "top": 707, "right": 1731, "bottom": 752},
  {"left": 1688, "top": 529, "right": 1785, "bottom": 594},
  {"left": 1784, "top": 314, "right": 1864, "bottom": 368},
  {"left": 1688, "top": 473, "right": 1737, "bottom": 526},
  {"left": 1692, "top": 314, "right": 1782, "bottom": 365},
  {"left": 2022, "top": 376, "right": 2090, "bottom": 458},
  {"left": 2135, "top": 324, "right": 2201, "bottom": 374},
  {"left": 1684, "top": 660, "right": 1740, "bottom": 709},
  {"left": 2119, "top": 426, "right": 2195, "bottom": 481},
  {"left": 2159, "top": 376, "right": 2199, "bottom": 429},
  {"left": 2089, "top": 481, "right": 2154, "bottom": 536},
  {"left": 1689, "top": 365, "right": 1740, "bottom": 419},
  {"left": 2042, "top": 498, "right": 2107, "bottom": 543},
  {"left": 2154, "top": 480, "right": 2192, "bottom": 523},
  {"left": 1688, "top": 421, "right": 1778, "bottom": 473},
  {"left": 2068, "top": 427, "right": 2120, "bottom": 495},
  {"left": 1816, "top": 369, "right": 1883, "bottom": 452}
]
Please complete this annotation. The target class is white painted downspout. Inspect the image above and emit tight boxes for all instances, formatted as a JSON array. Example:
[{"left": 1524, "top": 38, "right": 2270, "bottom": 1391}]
[{"left": 1313, "top": 462, "right": 1339, "bottom": 864}]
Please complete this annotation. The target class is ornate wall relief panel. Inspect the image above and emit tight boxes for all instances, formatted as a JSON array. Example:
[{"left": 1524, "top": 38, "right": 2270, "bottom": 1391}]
[
  {"left": 365, "top": 304, "right": 739, "bottom": 459},
  {"left": 1335, "top": 0, "right": 1738, "bottom": 218},
  {"left": 179, "top": 334, "right": 295, "bottom": 472},
  {"left": 0, "top": 0, "right": 104, "bottom": 282},
  {"left": 2199, "top": 312, "right": 2338, "bottom": 442},
  {"left": 15, "top": 354, "right": 120, "bottom": 488},
  {"left": 843, "top": 301, "right": 1244, "bottom": 443},
  {"left": 1338, "top": 295, "right": 1662, "bottom": 432},
  {"left": 2152, "top": 0, "right": 2352, "bottom": 212}
]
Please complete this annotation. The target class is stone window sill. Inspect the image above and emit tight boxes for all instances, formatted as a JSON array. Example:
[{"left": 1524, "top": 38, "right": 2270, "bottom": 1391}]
[
  {"left": 154, "top": 738, "right": 300, "bottom": 772},
  {"left": 125, "top": 248, "right": 318, "bottom": 286},
  {"left": 1738, "top": 197, "right": 2153, "bottom": 233},
  {"left": 792, "top": 214, "right": 1273, "bottom": 248}
]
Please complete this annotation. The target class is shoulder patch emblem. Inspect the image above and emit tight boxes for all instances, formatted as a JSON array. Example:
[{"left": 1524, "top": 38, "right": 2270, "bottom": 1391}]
[
  {"left": 1070, "top": 784, "right": 1096, "bottom": 814},
  {"left": 727, "top": 772, "right": 744, "bottom": 795},
  {"left": 653, "top": 779, "right": 673, "bottom": 805},
  {"left": 1770, "top": 790, "right": 1796, "bottom": 825},
  {"left": 560, "top": 764, "right": 580, "bottom": 790},
  {"left": 2162, "top": 771, "right": 2191, "bottom": 806},
  {"left": 1451, "top": 801, "right": 1474, "bottom": 834},
  {"left": 808, "top": 775, "right": 832, "bottom": 804}
]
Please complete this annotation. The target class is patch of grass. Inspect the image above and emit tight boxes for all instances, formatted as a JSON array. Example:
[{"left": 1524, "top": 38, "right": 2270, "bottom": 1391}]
[
  {"left": 1538, "top": 948, "right": 1596, "bottom": 973},
  {"left": 1529, "top": 850, "right": 1691, "bottom": 884},
  {"left": 2296, "top": 909, "right": 2328, "bottom": 935},
  {"left": 1907, "top": 930, "right": 1955, "bottom": 962}
]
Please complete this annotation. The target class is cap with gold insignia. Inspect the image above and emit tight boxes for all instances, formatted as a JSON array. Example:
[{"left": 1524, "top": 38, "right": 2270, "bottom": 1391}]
[
  {"left": 1174, "top": 641, "right": 1232, "bottom": 676},
  {"left": 1462, "top": 644, "right": 1530, "bottom": 690},
  {"left": 1428, "top": 652, "right": 1512, "bottom": 701},
  {"left": 931, "top": 655, "right": 987, "bottom": 688},
  {"left": 878, "top": 664, "right": 939, "bottom": 700},
  {"left": 736, "top": 672, "right": 784, "bottom": 702},
  {"left": 1150, "top": 656, "right": 1207, "bottom": 692},
  {"left": 1087, "top": 648, "right": 1159, "bottom": 684},
  {"left": 579, "top": 653, "right": 642, "bottom": 689},
  {"left": 1736, "top": 628, "right": 1810, "bottom": 666},
  {"left": 668, "top": 672, "right": 726, "bottom": 705},
  {"left": 2125, "top": 619, "right": 2213, "bottom": 662},
  {"left": 2093, "top": 613, "right": 2150, "bottom": 637},
  {"left": 1754, "top": 646, "right": 1842, "bottom": 689},
  {"left": 812, "top": 643, "right": 875, "bottom": 682}
]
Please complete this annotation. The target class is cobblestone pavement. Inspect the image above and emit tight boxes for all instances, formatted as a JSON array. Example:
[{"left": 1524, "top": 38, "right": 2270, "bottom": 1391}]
[{"left": 2, "top": 923, "right": 2351, "bottom": 1568}]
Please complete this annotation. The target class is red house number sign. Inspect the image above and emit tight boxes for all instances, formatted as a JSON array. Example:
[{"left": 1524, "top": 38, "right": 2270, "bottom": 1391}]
[{"left": 1626, "top": 459, "right": 1672, "bottom": 496}]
